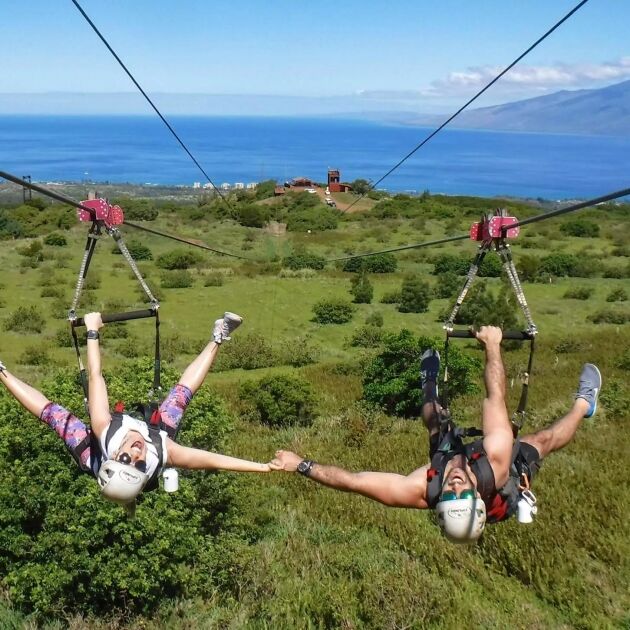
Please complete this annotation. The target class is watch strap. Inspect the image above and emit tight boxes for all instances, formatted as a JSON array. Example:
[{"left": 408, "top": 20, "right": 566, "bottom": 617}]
[
  {"left": 297, "top": 459, "right": 315, "bottom": 477},
  {"left": 86, "top": 330, "right": 100, "bottom": 340}
]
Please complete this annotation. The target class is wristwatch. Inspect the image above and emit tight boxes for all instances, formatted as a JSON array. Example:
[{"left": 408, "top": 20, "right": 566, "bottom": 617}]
[
  {"left": 297, "top": 459, "right": 315, "bottom": 477},
  {"left": 86, "top": 330, "right": 100, "bottom": 340}
]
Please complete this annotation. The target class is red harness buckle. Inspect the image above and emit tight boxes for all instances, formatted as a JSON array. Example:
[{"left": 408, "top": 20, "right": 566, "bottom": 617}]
[{"left": 427, "top": 468, "right": 439, "bottom": 480}]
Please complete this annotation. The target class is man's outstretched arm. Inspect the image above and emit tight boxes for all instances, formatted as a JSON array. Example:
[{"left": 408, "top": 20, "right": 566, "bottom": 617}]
[
  {"left": 475, "top": 326, "right": 513, "bottom": 487},
  {"left": 272, "top": 450, "right": 428, "bottom": 509}
]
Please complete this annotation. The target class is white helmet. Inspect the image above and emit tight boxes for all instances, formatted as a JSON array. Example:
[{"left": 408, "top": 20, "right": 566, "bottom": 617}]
[
  {"left": 435, "top": 494, "right": 487, "bottom": 543},
  {"left": 97, "top": 459, "right": 148, "bottom": 505}
]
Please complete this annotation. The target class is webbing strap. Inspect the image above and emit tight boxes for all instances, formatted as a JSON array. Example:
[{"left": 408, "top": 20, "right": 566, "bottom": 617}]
[{"left": 69, "top": 224, "right": 100, "bottom": 317}]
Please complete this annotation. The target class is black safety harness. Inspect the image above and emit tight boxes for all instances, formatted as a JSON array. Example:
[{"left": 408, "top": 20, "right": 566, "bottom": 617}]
[{"left": 426, "top": 209, "right": 539, "bottom": 522}]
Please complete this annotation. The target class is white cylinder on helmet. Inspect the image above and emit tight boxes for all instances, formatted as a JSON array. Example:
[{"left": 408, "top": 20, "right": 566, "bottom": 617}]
[
  {"left": 97, "top": 459, "right": 149, "bottom": 505},
  {"left": 435, "top": 495, "right": 487, "bottom": 543}
]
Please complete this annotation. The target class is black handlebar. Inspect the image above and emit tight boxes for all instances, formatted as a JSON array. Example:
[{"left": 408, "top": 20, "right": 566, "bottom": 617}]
[
  {"left": 71, "top": 309, "right": 157, "bottom": 327},
  {"left": 446, "top": 329, "right": 534, "bottom": 340}
]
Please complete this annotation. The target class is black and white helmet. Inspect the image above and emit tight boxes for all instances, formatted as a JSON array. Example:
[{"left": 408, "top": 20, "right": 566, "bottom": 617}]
[{"left": 97, "top": 459, "right": 148, "bottom": 505}]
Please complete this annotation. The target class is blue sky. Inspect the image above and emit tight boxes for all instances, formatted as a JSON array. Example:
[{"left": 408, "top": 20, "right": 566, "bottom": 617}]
[{"left": 1, "top": 0, "right": 628, "bottom": 113}]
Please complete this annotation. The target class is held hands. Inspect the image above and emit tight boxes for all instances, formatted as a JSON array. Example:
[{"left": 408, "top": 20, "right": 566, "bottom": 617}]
[
  {"left": 84, "top": 312, "right": 104, "bottom": 331},
  {"left": 474, "top": 325, "right": 503, "bottom": 346},
  {"left": 269, "top": 450, "right": 303, "bottom": 472}
]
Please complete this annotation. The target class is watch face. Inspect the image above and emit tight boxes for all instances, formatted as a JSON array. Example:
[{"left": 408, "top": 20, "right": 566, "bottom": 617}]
[{"left": 297, "top": 460, "right": 311, "bottom": 474}]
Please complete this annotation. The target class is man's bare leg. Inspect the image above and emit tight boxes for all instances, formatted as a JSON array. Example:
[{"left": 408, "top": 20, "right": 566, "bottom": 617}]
[
  {"left": 521, "top": 363, "right": 601, "bottom": 459},
  {"left": 420, "top": 350, "right": 441, "bottom": 436}
]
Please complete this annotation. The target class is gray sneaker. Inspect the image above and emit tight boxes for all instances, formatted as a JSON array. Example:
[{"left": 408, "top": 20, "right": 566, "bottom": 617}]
[
  {"left": 575, "top": 363, "right": 601, "bottom": 418},
  {"left": 420, "top": 349, "right": 440, "bottom": 390},
  {"left": 212, "top": 312, "right": 243, "bottom": 344}
]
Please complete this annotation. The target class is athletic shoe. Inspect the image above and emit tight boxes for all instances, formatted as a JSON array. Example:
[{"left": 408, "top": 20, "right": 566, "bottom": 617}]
[
  {"left": 212, "top": 312, "right": 243, "bottom": 344},
  {"left": 0, "top": 360, "right": 6, "bottom": 374},
  {"left": 575, "top": 363, "right": 601, "bottom": 418},
  {"left": 420, "top": 349, "right": 440, "bottom": 390}
]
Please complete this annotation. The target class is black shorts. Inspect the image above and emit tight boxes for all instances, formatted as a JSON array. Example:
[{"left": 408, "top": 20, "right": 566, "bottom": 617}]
[{"left": 429, "top": 433, "right": 543, "bottom": 483}]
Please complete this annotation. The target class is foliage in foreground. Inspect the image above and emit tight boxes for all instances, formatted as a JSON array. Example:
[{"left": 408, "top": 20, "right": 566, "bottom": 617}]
[
  {"left": 362, "top": 329, "right": 481, "bottom": 417},
  {"left": 0, "top": 360, "right": 239, "bottom": 619}
]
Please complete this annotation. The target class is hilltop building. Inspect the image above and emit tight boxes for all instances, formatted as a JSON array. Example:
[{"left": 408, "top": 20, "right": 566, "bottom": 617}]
[{"left": 327, "top": 169, "right": 352, "bottom": 193}]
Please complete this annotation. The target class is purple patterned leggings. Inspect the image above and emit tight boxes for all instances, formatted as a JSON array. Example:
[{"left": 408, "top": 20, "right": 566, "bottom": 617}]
[{"left": 39, "top": 384, "right": 193, "bottom": 474}]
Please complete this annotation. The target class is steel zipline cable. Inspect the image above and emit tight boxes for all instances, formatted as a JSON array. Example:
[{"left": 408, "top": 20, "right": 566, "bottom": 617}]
[
  {"left": 328, "top": 186, "right": 630, "bottom": 263},
  {"left": 0, "top": 170, "right": 252, "bottom": 260},
  {"left": 70, "top": 0, "right": 233, "bottom": 212},
  {"left": 343, "top": 0, "right": 591, "bottom": 213}
]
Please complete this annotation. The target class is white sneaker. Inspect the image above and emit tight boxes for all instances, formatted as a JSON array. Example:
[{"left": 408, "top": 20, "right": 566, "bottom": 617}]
[
  {"left": 0, "top": 360, "right": 6, "bottom": 373},
  {"left": 212, "top": 312, "right": 243, "bottom": 344}
]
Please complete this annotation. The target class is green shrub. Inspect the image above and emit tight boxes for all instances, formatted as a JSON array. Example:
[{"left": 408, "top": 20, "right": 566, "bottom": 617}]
[
  {"left": 112, "top": 198, "right": 158, "bottom": 220},
  {"left": 516, "top": 255, "right": 541, "bottom": 282},
  {"left": 433, "top": 271, "right": 461, "bottom": 299},
  {"left": 606, "top": 288, "right": 627, "bottom": 302},
  {"left": 17, "top": 240, "right": 44, "bottom": 261},
  {"left": 156, "top": 249, "right": 202, "bottom": 270},
  {"left": 233, "top": 204, "right": 270, "bottom": 228},
  {"left": 312, "top": 299, "right": 355, "bottom": 324},
  {"left": 617, "top": 350, "right": 630, "bottom": 371},
  {"left": 563, "top": 286, "right": 593, "bottom": 300},
  {"left": 111, "top": 239, "right": 153, "bottom": 261},
  {"left": 43, "top": 232, "right": 67, "bottom": 246},
  {"left": 433, "top": 254, "right": 469, "bottom": 276},
  {"left": 287, "top": 207, "right": 338, "bottom": 232},
  {"left": 365, "top": 311, "right": 384, "bottom": 327},
  {"left": 602, "top": 264, "right": 630, "bottom": 279},
  {"left": 239, "top": 374, "right": 317, "bottom": 427},
  {"left": 18, "top": 344, "right": 50, "bottom": 365},
  {"left": 588, "top": 309, "right": 630, "bottom": 324},
  {"left": 349, "top": 325, "right": 384, "bottom": 348},
  {"left": 350, "top": 273, "right": 373, "bottom": 304},
  {"left": 380, "top": 290, "right": 402, "bottom": 304},
  {"left": 53, "top": 326, "right": 74, "bottom": 348},
  {"left": 215, "top": 333, "right": 279, "bottom": 371},
  {"left": 0, "top": 361, "right": 235, "bottom": 619},
  {"left": 478, "top": 254, "right": 502, "bottom": 277},
  {"left": 362, "top": 329, "right": 480, "bottom": 417},
  {"left": 398, "top": 276, "right": 431, "bottom": 313},
  {"left": 278, "top": 336, "right": 320, "bottom": 367},
  {"left": 343, "top": 253, "right": 398, "bottom": 273},
  {"left": 560, "top": 219, "right": 600, "bottom": 237},
  {"left": 539, "top": 253, "right": 577, "bottom": 277},
  {"left": 3, "top": 306, "right": 45, "bottom": 334},
  {"left": 40, "top": 286, "right": 65, "bottom": 299},
  {"left": 161, "top": 270, "right": 194, "bottom": 289},
  {"left": 203, "top": 272, "right": 224, "bottom": 287},
  {"left": 284, "top": 250, "right": 326, "bottom": 271},
  {"left": 554, "top": 338, "right": 588, "bottom": 354}
]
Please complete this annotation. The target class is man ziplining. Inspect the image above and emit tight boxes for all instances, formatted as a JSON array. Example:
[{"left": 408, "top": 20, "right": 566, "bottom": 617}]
[
  {"left": 272, "top": 326, "right": 601, "bottom": 543},
  {"left": 0, "top": 311, "right": 275, "bottom": 515}
]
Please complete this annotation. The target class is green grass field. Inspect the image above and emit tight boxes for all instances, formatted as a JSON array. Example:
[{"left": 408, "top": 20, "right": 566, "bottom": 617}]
[{"left": 0, "top": 192, "right": 629, "bottom": 628}]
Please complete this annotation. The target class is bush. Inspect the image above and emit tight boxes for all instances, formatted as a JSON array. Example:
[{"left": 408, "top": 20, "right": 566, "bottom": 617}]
[
  {"left": 161, "top": 270, "right": 194, "bottom": 288},
  {"left": 112, "top": 239, "right": 153, "bottom": 261},
  {"left": 0, "top": 360, "right": 236, "bottom": 619},
  {"left": 602, "top": 264, "right": 630, "bottom": 279},
  {"left": 18, "top": 344, "right": 50, "bottom": 365},
  {"left": 478, "top": 254, "right": 502, "bottom": 277},
  {"left": 433, "top": 254, "right": 469, "bottom": 276},
  {"left": 203, "top": 272, "right": 224, "bottom": 287},
  {"left": 3, "top": 306, "right": 45, "bottom": 334},
  {"left": 233, "top": 203, "right": 270, "bottom": 228},
  {"left": 286, "top": 207, "right": 338, "bottom": 232},
  {"left": 17, "top": 240, "right": 44, "bottom": 261},
  {"left": 43, "top": 232, "right": 67, "bottom": 246},
  {"left": 517, "top": 255, "right": 541, "bottom": 282},
  {"left": 284, "top": 251, "right": 326, "bottom": 271},
  {"left": 398, "top": 276, "right": 431, "bottom": 313},
  {"left": 215, "top": 333, "right": 279, "bottom": 371},
  {"left": 312, "top": 299, "right": 355, "bottom": 324},
  {"left": 606, "top": 287, "right": 628, "bottom": 302},
  {"left": 53, "top": 326, "right": 74, "bottom": 348},
  {"left": 433, "top": 271, "right": 461, "bottom": 299},
  {"left": 362, "top": 329, "right": 480, "bottom": 417},
  {"left": 563, "top": 286, "right": 593, "bottom": 300},
  {"left": 156, "top": 249, "right": 202, "bottom": 270},
  {"left": 349, "top": 325, "right": 384, "bottom": 348},
  {"left": 40, "top": 286, "right": 65, "bottom": 299},
  {"left": 588, "top": 309, "right": 630, "bottom": 324},
  {"left": 365, "top": 311, "right": 384, "bottom": 327},
  {"left": 350, "top": 273, "right": 374, "bottom": 304},
  {"left": 380, "top": 290, "right": 402, "bottom": 304},
  {"left": 278, "top": 336, "right": 320, "bottom": 367},
  {"left": 343, "top": 254, "right": 397, "bottom": 273},
  {"left": 539, "top": 253, "right": 577, "bottom": 277},
  {"left": 560, "top": 219, "right": 600, "bottom": 237},
  {"left": 112, "top": 198, "right": 158, "bottom": 221},
  {"left": 239, "top": 374, "right": 317, "bottom": 427}
]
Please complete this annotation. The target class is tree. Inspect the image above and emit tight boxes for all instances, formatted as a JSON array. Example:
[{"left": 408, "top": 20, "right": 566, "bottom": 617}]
[
  {"left": 350, "top": 178, "right": 371, "bottom": 195},
  {"left": 350, "top": 273, "right": 373, "bottom": 304},
  {"left": 362, "top": 329, "right": 480, "bottom": 417},
  {"left": 312, "top": 299, "right": 355, "bottom": 324},
  {"left": 398, "top": 276, "right": 431, "bottom": 313}
]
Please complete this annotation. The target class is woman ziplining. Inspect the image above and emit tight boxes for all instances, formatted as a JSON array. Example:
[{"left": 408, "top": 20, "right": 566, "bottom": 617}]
[{"left": 0, "top": 311, "right": 275, "bottom": 515}]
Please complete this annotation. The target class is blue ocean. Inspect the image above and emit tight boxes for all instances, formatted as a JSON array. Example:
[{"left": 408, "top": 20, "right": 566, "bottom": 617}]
[{"left": 0, "top": 115, "right": 628, "bottom": 199}]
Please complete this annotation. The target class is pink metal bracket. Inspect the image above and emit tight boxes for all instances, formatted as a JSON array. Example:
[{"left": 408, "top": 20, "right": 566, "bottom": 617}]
[
  {"left": 77, "top": 199, "right": 124, "bottom": 227},
  {"left": 470, "top": 215, "right": 519, "bottom": 241}
]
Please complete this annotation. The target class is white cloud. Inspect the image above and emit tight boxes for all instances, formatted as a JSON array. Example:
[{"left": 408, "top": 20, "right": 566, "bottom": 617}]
[{"left": 422, "top": 57, "right": 630, "bottom": 98}]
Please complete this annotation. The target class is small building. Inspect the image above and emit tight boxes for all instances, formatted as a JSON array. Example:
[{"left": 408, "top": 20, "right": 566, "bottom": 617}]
[
  {"left": 192, "top": 182, "right": 201, "bottom": 189},
  {"left": 274, "top": 186, "right": 286, "bottom": 196},
  {"left": 246, "top": 182, "right": 257, "bottom": 189},
  {"left": 221, "top": 182, "right": 231, "bottom": 190},
  {"left": 285, "top": 176, "right": 314, "bottom": 188},
  {"left": 328, "top": 169, "right": 352, "bottom": 193},
  {"left": 234, "top": 182, "right": 245, "bottom": 190}
]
